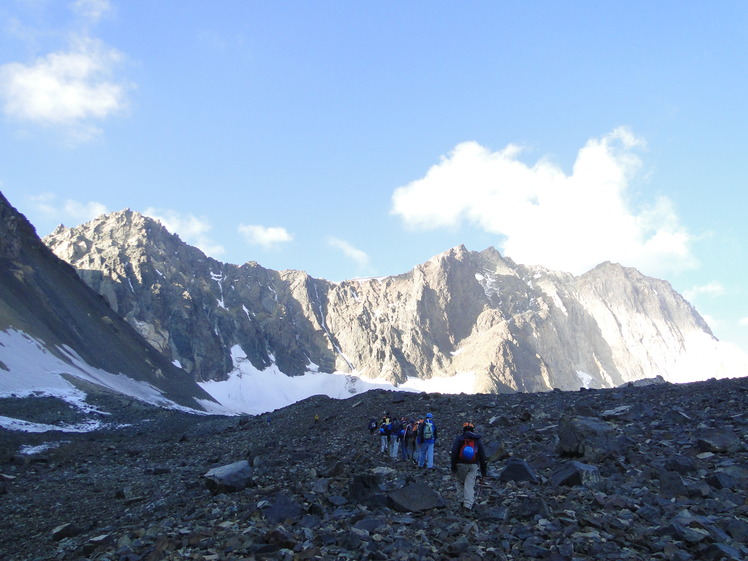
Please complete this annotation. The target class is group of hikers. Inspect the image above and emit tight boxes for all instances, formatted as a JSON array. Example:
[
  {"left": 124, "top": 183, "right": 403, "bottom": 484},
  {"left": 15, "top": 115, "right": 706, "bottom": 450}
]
[{"left": 368, "top": 412, "right": 488, "bottom": 511}]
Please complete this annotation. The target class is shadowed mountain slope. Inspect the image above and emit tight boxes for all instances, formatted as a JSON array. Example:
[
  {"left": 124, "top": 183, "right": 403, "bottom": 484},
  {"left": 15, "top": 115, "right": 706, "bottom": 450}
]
[{"left": 0, "top": 192, "right": 216, "bottom": 410}]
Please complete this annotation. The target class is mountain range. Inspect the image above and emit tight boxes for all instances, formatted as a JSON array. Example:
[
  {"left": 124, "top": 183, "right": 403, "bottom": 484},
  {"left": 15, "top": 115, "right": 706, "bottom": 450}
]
[
  {"left": 26, "top": 204, "right": 748, "bottom": 413},
  {"left": 2, "top": 194, "right": 748, "bottom": 561}
]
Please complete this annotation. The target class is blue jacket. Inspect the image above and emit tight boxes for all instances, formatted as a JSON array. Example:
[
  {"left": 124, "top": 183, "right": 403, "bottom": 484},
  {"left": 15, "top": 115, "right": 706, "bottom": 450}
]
[{"left": 379, "top": 417, "right": 392, "bottom": 436}]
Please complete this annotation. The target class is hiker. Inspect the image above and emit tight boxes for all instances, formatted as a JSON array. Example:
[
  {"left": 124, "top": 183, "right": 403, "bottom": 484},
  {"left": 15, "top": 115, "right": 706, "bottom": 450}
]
[
  {"left": 450, "top": 421, "right": 487, "bottom": 511},
  {"left": 400, "top": 418, "right": 413, "bottom": 461},
  {"left": 314, "top": 413, "right": 319, "bottom": 424},
  {"left": 390, "top": 416, "right": 402, "bottom": 458},
  {"left": 412, "top": 417, "right": 423, "bottom": 464},
  {"left": 418, "top": 413, "right": 437, "bottom": 468},
  {"left": 406, "top": 418, "right": 419, "bottom": 463},
  {"left": 368, "top": 417, "right": 378, "bottom": 434},
  {"left": 379, "top": 413, "right": 392, "bottom": 454}
]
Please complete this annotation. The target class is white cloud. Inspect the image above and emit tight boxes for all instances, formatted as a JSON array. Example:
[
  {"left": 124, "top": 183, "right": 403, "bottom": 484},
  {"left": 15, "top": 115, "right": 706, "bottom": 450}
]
[
  {"left": 0, "top": 0, "right": 129, "bottom": 143},
  {"left": 328, "top": 236, "right": 371, "bottom": 268},
  {"left": 0, "top": 37, "right": 127, "bottom": 128},
  {"left": 739, "top": 318, "right": 748, "bottom": 327},
  {"left": 238, "top": 224, "right": 294, "bottom": 250},
  {"left": 30, "top": 193, "right": 108, "bottom": 225},
  {"left": 63, "top": 198, "right": 108, "bottom": 222},
  {"left": 683, "top": 281, "right": 726, "bottom": 302},
  {"left": 391, "top": 128, "right": 697, "bottom": 276},
  {"left": 145, "top": 208, "right": 225, "bottom": 258},
  {"left": 71, "top": 0, "right": 113, "bottom": 23}
]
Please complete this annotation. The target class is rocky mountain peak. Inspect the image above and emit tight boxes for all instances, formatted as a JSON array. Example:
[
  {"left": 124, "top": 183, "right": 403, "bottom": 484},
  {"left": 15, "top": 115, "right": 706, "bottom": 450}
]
[
  {"left": 42, "top": 209, "right": 748, "bottom": 401},
  {"left": 46, "top": 209, "right": 176, "bottom": 255},
  {"left": 0, "top": 191, "right": 44, "bottom": 260}
]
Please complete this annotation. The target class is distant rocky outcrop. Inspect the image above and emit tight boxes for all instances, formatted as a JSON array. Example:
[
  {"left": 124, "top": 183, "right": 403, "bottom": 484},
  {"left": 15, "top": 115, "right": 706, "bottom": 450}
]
[
  {"left": 0, "top": 192, "right": 215, "bottom": 410},
  {"left": 43, "top": 209, "right": 747, "bottom": 392}
]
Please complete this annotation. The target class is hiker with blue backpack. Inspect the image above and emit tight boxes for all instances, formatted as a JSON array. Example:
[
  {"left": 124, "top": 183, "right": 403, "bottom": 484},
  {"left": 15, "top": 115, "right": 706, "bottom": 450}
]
[
  {"left": 450, "top": 421, "right": 488, "bottom": 512},
  {"left": 417, "top": 413, "right": 437, "bottom": 468}
]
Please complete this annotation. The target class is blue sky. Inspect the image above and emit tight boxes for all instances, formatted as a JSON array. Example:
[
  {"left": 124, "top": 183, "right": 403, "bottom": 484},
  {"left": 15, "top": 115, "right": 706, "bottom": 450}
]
[{"left": 1, "top": 1, "right": 747, "bottom": 355}]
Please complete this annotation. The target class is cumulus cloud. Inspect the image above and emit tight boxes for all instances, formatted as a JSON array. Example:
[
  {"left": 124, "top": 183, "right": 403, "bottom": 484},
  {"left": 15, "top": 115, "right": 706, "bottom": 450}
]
[
  {"left": 31, "top": 193, "right": 108, "bottom": 225},
  {"left": 238, "top": 224, "right": 294, "bottom": 250},
  {"left": 0, "top": 1, "right": 129, "bottom": 142},
  {"left": 328, "top": 237, "right": 371, "bottom": 269},
  {"left": 0, "top": 38, "right": 127, "bottom": 132},
  {"left": 683, "top": 281, "right": 726, "bottom": 302},
  {"left": 145, "top": 208, "right": 225, "bottom": 258},
  {"left": 391, "top": 128, "right": 697, "bottom": 276}
]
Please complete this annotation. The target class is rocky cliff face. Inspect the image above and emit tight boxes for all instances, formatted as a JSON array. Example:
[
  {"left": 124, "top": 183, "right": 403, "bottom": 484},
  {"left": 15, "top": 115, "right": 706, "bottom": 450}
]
[
  {"left": 43, "top": 210, "right": 747, "bottom": 393},
  {"left": 0, "top": 194, "right": 216, "bottom": 410}
]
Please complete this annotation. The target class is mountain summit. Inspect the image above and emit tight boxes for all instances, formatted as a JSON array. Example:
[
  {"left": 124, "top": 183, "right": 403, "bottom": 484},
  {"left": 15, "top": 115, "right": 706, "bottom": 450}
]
[{"left": 42, "top": 209, "right": 748, "bottom": 407}]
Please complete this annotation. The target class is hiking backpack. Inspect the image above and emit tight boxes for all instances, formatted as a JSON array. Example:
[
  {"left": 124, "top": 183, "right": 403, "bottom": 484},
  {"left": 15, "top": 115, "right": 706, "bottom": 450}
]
[
  {"left": 422, "top": 420, "right": 434, "bottom": 441},
  {"left": 459, "top": 437, "right": 477, "bottom": 462}
]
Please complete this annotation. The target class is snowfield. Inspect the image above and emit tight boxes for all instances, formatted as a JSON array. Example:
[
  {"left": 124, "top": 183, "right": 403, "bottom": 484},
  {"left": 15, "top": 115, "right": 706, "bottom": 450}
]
[{"left": 2, "top": 325, "right": 747, "bottom": 431}]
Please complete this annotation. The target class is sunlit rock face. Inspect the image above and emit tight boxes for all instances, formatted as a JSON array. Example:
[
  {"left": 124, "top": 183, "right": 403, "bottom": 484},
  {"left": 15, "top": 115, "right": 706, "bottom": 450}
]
[{"left": 45, "top": 210, "right": 748, "bottom": 394}]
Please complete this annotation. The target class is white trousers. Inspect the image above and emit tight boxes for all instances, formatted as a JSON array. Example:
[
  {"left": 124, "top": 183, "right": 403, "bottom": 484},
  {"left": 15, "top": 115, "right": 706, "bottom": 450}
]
[{"left": 455, "top": 463, "right": 479, "bottom": 508}]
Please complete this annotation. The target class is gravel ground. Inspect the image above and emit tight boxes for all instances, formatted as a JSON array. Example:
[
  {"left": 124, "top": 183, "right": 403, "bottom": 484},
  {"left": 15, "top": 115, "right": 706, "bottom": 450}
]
[{"left": 1, "top": 379, "right": 748, "bottom": 561}]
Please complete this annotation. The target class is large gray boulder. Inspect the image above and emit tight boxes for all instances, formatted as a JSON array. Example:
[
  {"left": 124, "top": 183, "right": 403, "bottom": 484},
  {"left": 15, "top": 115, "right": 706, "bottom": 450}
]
[
  {"left": 557, "top": 416, "right": 620, "bottom": 462},
  {"left": 203, "top": 460, "right": 253, "bottom": 493},
  {"left": 387, "top": 481, "right": 446, "bottom": 512},
  {"left": 551, "top": 460, "right": 602, "bottom": 488}
]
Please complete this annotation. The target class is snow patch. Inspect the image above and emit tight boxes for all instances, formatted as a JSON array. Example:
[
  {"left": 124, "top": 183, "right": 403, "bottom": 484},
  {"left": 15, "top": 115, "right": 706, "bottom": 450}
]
[
  {"left": 475, "top": 270, "right": 499, "bottom": 299},
  {"left": 211, "top": 270, "right": 226, "bottom": 309},
  {"left": 576, "top": 370, "right": 594, "bottom": 389},
  {"left": 20, "top": 442, "right": 65, "bottom": 455},
  {"left": 398, "top": 371, "right": 478, "bottom": 394},
  {"left": 199, "top": 345, "right": 481, "bottom": 415},
  {"left": 0, "top": 416, "right": 104, "bottom": 433},
  {"left": 0, "top": 329, "right": 202, "bottom": 432}
]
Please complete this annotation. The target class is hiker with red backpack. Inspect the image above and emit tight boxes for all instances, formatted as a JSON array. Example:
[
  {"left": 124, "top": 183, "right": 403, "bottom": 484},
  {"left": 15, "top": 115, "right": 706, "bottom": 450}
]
[{"left": 450, "top": 421, "right": 487, "bottom": 512}]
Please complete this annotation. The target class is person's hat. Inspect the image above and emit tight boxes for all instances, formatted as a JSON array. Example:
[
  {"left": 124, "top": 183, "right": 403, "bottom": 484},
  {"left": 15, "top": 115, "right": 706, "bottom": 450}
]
[
  {"left": 426, "top": 413, "right": 433, "bottom": 418},
  {"left": 463, "top": 422, "right": 475, "bottom": 431}
]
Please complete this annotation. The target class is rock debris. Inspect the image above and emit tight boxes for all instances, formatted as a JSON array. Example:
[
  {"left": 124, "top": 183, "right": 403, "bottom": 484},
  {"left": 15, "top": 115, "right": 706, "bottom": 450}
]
[{"left": 1, "top": 377, "right": 747, "bottom": 561}]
